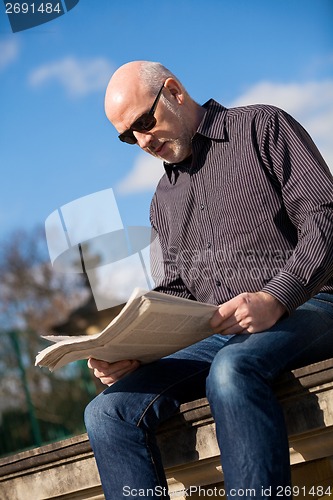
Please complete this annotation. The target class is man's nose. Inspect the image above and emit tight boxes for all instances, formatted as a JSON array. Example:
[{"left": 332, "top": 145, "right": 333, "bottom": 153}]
[{"left": 134, "top": 131, "right": 153, "bottom": 149}]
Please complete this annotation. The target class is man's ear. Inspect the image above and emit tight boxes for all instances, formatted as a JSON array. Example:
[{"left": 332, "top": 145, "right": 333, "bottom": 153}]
[{"left": 164, "top": 77, "right": 184, "bottom": 104}]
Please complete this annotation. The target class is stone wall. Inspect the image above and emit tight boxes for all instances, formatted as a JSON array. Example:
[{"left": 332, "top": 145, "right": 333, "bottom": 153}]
[{"left": 0, "top": 359, "right": 332, "bottom": 500}]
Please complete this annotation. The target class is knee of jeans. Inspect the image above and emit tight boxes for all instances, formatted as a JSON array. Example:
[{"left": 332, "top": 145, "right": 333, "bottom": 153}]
[
  {"left": 84, "top": 394, "right": 109, "bottom": 435},
  {"left": 206, "top": 346, "right": 255, "bottom": 398},
  {"left": 84, "top": 390, "right": 136, "bottom": 433}
]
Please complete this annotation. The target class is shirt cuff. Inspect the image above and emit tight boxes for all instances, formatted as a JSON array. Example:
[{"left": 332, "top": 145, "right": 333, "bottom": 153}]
[{"left": 262, "top": 271, "right": 310, "bottom": 313}]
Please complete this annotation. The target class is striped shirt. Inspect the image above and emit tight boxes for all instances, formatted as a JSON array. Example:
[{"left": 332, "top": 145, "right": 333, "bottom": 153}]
[{"left": 150, "top": 99, "right": 333, "bottom": 313}]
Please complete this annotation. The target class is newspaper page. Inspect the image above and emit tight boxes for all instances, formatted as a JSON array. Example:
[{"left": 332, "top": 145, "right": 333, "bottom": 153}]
[{"left": 35, "top": 289, "right": 218, "bottom": 371}]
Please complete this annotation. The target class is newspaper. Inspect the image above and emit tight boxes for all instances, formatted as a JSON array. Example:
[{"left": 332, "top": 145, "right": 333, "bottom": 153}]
[{"left": 35, "top": 288, "right": 218, "bottom": 371}]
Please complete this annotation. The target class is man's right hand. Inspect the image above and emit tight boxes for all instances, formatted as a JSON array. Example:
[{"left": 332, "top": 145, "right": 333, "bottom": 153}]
[{"left": 88, "top": 358, "right": 140, "bottom": 386}]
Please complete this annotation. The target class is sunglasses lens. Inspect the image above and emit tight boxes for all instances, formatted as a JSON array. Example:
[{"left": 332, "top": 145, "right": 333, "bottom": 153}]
[
  {"left": 118, "top": 81, "right": 165, "bottom": 145},
  {"left": 118, "top": 114, "right": 157, "bottom": 144},
  {"left": 134, "top": 114, "right": 156, "bottom": 132},
  {"left": 119, "top": 131, "right": 137, "bottom": 144}
]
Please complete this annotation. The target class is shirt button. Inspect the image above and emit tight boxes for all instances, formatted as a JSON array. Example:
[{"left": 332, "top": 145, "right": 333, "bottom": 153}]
[
  {"left": 200, "top": 204, "right": 205, "bottom": 210},
  {"left": 215, "top": 280, "right": 221, "bottom": 287},
  {"left": 206, "top": 242, "right": 211, "bottom": 248}
]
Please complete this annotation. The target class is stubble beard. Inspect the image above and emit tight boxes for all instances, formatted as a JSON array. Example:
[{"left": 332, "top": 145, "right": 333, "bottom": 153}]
[
  {"left": 152, "top": 132, "right": 192, "bottom": 163},
  {"left": 149, "top": 99, "right": 193, "bottom": 164}
]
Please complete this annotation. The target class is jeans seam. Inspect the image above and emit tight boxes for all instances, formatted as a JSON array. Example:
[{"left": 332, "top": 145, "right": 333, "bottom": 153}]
[
  {"left": 144, "top": 430, "right": 169, "bottom": 497},
  {"left": 137, "top": 365, "right": 210, "bottom": 427}
]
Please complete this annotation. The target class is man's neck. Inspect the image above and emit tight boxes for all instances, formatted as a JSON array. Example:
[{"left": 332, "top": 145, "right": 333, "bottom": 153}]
[{"left": 192, "top": 102, "right": 206, "bottom": 134}]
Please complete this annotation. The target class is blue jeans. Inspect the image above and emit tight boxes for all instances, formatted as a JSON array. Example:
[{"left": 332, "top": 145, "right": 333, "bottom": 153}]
[{"left": 84, "top": 293, "right": 333, "bottom": 499}]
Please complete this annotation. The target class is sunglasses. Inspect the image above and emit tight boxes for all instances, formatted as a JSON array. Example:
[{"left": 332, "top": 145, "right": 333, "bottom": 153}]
[{"left": 118, "top": 81, "right": 166, "bottom": 145}]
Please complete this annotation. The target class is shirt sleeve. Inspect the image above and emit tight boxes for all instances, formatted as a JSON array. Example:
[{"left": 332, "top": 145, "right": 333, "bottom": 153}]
[
  {"left": 260, "top": 108, "right": 333, "bottom": 312},
  {"left": 149, "top": 194, "right": 196, "bottom": 300}
]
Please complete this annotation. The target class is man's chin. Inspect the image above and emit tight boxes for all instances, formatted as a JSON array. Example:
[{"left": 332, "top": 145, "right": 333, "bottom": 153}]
[
  {"left": 148, "top": 141, "right": 190, "bottom": 164},
  {"left": 148, "top": 150, "right": 166, "bottom": 161},
  {"left": 149, "top": 147, "right": 173, "bottom": 162}
]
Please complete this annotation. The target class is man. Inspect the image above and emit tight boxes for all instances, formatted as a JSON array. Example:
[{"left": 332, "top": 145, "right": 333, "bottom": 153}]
[{"left": 84, "top": 61, "right": 333, "bottom": 499}]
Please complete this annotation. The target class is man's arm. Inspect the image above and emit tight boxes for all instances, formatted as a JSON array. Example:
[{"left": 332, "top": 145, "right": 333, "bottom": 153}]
[
  {"left": 259, "top": 108, "right": 333, "bottom": 313},
  {"left": 212, "top": 109, "right": 333, "bottom": 334}
]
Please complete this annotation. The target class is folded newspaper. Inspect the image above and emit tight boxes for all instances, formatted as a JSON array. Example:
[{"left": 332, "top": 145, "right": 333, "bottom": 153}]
[{"left": 35, "top": 288, "right": 218, "bottom": 371}]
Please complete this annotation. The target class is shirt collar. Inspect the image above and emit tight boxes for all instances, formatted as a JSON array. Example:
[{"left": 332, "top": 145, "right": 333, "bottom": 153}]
[
  {"left": 164, "top": 156, "right": 192, "bottom": 184},
  {"left": 196, "top": 99, "right": 228, "bottom": 140},
  {"left": 163, "top": 99, "right": 229, "bottom": 184}
]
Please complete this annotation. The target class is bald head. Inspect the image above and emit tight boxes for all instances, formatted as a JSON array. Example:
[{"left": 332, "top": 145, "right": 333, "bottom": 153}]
[
  {"left": 104, "top": 61, "right": 205, "bottom": 163},
  {"left": 104, "top": 61, "right": 177, "bottom": 125}
]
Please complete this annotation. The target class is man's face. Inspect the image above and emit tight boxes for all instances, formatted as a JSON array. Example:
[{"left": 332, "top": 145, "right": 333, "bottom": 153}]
[
  {"left": 108, "top": 83, "right": 193, "bottom": 164},
  {"left": 141, "top": 95, "right": 193, "bottom": 163}
]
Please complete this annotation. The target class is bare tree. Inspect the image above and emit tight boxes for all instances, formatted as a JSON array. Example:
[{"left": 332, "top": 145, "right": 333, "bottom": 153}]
[{"left": 0, "top": 226, "right": 95, "bottom": 454}]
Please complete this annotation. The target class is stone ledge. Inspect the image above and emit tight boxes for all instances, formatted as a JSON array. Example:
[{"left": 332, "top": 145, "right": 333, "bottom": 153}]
[
  {"left": 158, "top": 359, "right": 333, "bottom": 466},
  {"left": 0, "top": 359, "right": 332, "bottom": 500}
]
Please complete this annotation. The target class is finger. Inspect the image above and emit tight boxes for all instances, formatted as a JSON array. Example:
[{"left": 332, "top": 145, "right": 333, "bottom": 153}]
[
  {"left": 211, "top": 315, "right": 239, "bottom": 333},
  {"left": 109, "top": 360, "right": 140, "bottom": 378},
  {"left": 88, "top": 358, "right": 133, "bottom": 371},
  {"left": 88, "top": 358, "right": 110, "bottom": 370},
  {"left": 94, "top": 360, "right": 140, "bottom": 379},
  {"left": 100, "top": 377, "right": 115, "bottom": 386},
  {"left": 99, "top": 361, "right": 140, "bottom": 386},
  {"left": 219, "top": 324, "right": 248, "bottom": 335},
  {"left": 210, "top": 300, "right": 238, "bottom": 328}
]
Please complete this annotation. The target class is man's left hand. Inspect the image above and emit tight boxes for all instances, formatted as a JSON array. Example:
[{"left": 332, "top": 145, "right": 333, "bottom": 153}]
[{"left": 210, "top": 291, "right": 287, "bottom": 335}]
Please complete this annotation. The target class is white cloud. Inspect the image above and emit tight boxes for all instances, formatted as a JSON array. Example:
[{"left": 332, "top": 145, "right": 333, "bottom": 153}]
[
  {"left": 228, "top": 80, "right": 333, "bottom": 170},
  {"left": 116, "top": 154, "right": 165, "bottom": 194},
  {"left": 28, "top": 56, "right": 114, "bottom": 97},
  {"left": 0, "top": 39, "right": 19, "bottom": 71}
]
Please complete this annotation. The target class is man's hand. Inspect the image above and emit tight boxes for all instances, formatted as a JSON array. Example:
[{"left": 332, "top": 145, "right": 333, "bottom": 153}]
[
  {"left": 88, "top": 358, "right": 140, "bottom": 386},
  {"left": 210, "top": 291, "right": 287, "bottom": 335}
]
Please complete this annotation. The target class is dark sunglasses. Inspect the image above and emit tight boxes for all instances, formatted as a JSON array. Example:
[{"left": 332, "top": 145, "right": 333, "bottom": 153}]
[{"left": 118, "top": 81, "right": 166, "bottom": 144}]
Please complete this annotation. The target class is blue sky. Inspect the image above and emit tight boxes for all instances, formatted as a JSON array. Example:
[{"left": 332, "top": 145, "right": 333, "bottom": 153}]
[{"left": 1, "top": 0, "right": 332, "bottom": 242}]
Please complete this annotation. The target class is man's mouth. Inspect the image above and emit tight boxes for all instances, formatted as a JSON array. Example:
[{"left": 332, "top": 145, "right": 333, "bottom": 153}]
[{"left": 153, "top": 142, "right": 166, "bottom": 155}]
